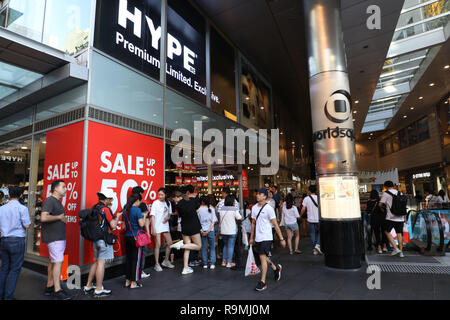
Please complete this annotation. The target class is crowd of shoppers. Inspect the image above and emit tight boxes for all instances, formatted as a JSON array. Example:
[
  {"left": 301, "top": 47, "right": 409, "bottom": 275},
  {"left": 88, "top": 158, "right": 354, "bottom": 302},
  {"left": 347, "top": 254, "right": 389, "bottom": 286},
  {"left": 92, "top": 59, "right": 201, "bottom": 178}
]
[{"left": 4, "top": 174, "right": 449, "bottom": 300}]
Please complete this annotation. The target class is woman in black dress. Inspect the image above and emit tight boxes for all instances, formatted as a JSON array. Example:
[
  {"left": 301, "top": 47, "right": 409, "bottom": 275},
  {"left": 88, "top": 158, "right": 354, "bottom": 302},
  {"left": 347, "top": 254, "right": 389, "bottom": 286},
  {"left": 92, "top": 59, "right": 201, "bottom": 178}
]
[
  {"left": 366, "top": 190, "right": 388, "bottom": 254},
  {"left": 170, "top": 185, "right": 202, "bottom": 275}
]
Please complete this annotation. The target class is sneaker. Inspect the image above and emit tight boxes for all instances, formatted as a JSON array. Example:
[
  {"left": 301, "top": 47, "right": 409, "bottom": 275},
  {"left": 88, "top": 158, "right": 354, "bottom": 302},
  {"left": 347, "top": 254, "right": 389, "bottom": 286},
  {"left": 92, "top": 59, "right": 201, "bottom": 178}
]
[
  {"left": 377, "top": 249, "right": 383, "bottom": 254},
  {"left": 221, "top": 260, "right": 227, "bottom": 267},
  {"left": 203, "top": 265, "right": 208, "bottom": 269},
  {"left": 382, "top": 248, "right": 388, "bottom": 253},
  {"left": 391, "top": 248, "right": 401, "bottom": 256},
  {"left": 83, "top": 285, "right": 95, "bottom": 295},
  {"left": 313, "top": 248, "right": 318, "bottom": 255},
  {"left": 141, "top": 271, "right": 151, "bottom": 279},
  {"left": 44, "top": 286, "right": 54, "bottom": 296},
  {"left": 399, "top": 251, "right": 405, "bottom": 258},
  {"left": 53, "top": 289, "right": 71, "bottom": 300},
  {"left": 226, "top": 262, "right": 236, "bottom": 268},
  {"left": 154, "top": 264, "right": 163, "bottom": 272},
  {"left": 188, "top": 262, "right": 197, "bottom": 267},
  {"left": 93, "top": 288, "right": 111, "bottom": 298},
  {"left": 182, "top": 267, "right": 194, "bottom": 275},
  {"left": 161, "top": 260, "right": 175, "bottom": 269},
  {"left": 210, "top": 264, "right": 216, "bottom": 270},
  {"left": 315, "top": 245, "right": 323, "bottom": 255},
  {"left": 170, "top": 240, "right": 184, "bottom": 250},
  {"left": 274, "top": 264, "right": 282, "bottom": 281},
  {"left": 255, "top": 281, "right": 267, "bottom": 292}
]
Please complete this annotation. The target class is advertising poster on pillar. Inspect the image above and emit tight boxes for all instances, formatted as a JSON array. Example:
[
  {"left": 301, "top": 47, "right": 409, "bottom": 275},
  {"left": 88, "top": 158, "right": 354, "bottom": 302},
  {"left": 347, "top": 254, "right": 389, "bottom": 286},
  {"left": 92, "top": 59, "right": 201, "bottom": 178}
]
[
  {"left": 41, "top": 122, "right": 84, "bottom": 265},
  {"left": 83, "top": 122, "right": 164, "bottom": 264},
  {"left": 240, "top": 59, "right": 272, "bottom": 130}
]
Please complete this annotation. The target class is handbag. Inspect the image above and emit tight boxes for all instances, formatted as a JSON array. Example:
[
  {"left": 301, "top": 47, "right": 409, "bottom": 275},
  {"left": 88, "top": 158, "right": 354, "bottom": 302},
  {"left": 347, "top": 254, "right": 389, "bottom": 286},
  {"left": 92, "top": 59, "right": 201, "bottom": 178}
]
[{"left": 124, "top": 208, "right": 152, "bottom": 248}]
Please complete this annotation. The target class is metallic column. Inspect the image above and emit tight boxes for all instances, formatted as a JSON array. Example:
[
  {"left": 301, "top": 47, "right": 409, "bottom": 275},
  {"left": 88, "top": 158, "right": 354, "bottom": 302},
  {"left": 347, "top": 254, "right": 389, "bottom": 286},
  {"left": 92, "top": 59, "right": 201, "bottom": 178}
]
[{"left": 304, "top": 0, "right": 363, "bottom": 269}]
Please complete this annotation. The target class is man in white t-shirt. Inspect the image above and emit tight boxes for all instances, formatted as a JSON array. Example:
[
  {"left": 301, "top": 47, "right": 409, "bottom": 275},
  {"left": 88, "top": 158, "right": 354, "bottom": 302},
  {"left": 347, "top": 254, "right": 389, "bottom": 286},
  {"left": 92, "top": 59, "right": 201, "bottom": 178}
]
[
  {"left": 249, "top": 188, "right": 286, "bottom": 292},
  {"left": 379, "top": 180, "right": 405, "bottom": 258},
  {"left": 300, "top": 185, "right": 322, "bottom": 255}
]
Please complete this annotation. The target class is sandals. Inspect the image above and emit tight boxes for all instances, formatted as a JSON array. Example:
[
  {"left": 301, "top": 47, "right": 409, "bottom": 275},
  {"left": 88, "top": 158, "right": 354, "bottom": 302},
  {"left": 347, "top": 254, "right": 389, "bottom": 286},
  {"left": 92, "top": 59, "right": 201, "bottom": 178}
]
[
  {"left": 129, "top": 283, "right": 143, "bottom": 289},
  {"left": 294, "top": 250, "right": 303, "bottom": 254}
]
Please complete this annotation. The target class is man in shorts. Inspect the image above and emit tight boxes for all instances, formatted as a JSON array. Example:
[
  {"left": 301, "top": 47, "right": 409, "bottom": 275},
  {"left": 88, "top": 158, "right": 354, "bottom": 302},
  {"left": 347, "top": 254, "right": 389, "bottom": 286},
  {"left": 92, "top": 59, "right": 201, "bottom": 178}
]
[
  {"left": 379, "top": 180, "right": 405, "bottom": 258},
  {"left": 249, "top": 188, "right": 286, "bottom": 291},
  {"left": 83, "top": 189, "right": 122, "bottom": 298},
  {"left": 41, "top": 180, "right": 70, "bottom": 300}
]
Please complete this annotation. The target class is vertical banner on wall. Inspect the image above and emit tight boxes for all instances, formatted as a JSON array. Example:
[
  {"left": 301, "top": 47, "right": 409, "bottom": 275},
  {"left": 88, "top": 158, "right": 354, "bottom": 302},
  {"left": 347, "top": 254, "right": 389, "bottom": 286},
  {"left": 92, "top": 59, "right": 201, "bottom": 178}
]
[
  {"left": 84, "top": 122, "right": 164, "bottom": 264},
  {"left": 41, "top": 122, "right": 84, "bottom": 265},
  {"left": 242, "top": 169, "right": 249, "bottom": 198}
]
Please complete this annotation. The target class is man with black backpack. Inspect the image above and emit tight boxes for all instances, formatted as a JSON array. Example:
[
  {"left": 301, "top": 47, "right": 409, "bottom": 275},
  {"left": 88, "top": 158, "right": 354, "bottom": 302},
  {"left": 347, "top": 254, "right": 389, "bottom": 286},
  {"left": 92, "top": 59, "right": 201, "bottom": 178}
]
[
  {"left": 300, "top": 185, "right": 322, "bottom": 255},
  {"left": 379, "top": 181, "right": 407, "bottom": 258},
  {"left": 83, "top": 189, "right": 121, "bottom": 298}
]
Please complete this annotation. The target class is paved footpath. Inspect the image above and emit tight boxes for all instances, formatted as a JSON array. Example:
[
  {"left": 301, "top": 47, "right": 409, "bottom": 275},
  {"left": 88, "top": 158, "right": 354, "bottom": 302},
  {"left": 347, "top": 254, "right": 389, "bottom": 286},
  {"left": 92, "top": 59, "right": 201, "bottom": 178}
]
[{"left": 10, "top": 241, "right": 450, "bottom": 300}]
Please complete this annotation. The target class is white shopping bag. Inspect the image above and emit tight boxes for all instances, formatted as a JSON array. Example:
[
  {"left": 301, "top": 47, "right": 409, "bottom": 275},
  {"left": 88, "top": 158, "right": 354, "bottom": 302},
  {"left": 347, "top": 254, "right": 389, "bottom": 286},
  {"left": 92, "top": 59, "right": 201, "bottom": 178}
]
[
  {"left": 279, "top": 212, "right": 286, "bottom": 227},
  {"left": 241, "top": 225, "right": 249, "bottom": 246},
  {"left": 245, "top": 246, "right": 260, "bottom": 277}
]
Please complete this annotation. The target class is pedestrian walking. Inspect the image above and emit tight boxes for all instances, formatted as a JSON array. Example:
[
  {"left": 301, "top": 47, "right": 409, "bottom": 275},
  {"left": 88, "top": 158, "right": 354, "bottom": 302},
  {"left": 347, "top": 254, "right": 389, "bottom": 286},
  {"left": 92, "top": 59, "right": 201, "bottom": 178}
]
[
  {"left": 249, "top": 188, "right": 286, "bottom": 291},
  {"left": 300, "top": 185, "right": 322, "bottom": 255},
  {"left": 282, "top": 194, "right": 302, "bottom": 255}
]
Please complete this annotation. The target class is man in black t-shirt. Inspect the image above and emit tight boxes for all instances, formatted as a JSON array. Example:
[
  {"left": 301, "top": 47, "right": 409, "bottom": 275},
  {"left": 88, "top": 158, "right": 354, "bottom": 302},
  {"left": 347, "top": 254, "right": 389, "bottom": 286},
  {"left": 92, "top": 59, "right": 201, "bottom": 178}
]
[{"left": 41, "top": 180, "right": 70, "bottom": 300}]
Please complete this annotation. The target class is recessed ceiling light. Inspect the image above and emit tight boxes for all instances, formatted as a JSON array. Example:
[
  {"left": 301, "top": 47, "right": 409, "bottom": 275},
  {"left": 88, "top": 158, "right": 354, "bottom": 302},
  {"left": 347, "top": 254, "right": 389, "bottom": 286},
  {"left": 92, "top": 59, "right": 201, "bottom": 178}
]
[
  {"left": 353, "top": 110, "right": 357, "bottom": 114},
  {"left": 260, "top": 107, "right": 264, "bottom": 110},
  {"left": 4, "top": 151, "right": 10, "bottom": 154},
  {"left": 419, "top": 96, "right": 423, "bottom": 100},
  {"left": 355, "top": 100, "right": 359, "bottom": 104},
  {"left": 245, "top": 97, "right": 249, "bottom": 100},
  {"left": 445, "top": 101, "right": 449, "bottom": 104},
  {"left": 403, "top": 115, "right": 407, "bottom": 118},
  {"left": 429, "top": 83, "right": 435, "bottom": 87},
  {"left": 353, "top": 119, "right": 356, "bottom": 122},
  {"left": 410, "top": 107, "right": 414, "bottom": 110},
  {"left": 42, "top": 141, "right": 46, "bottom": 144},
  {"left": 445, "top": 65, "right": 450, "bottom": 69},
  {"left": 370, "top": 133, "right": 373, "bottom": 136},
  {"left": 280, "top": 132, "right": 284, "bottom": 135},
  {"left": 21, "top": 146, "right": 27, "bottom": 150},
  {"left": 291, "top": 141, "right": 295, "bottom": 144}
]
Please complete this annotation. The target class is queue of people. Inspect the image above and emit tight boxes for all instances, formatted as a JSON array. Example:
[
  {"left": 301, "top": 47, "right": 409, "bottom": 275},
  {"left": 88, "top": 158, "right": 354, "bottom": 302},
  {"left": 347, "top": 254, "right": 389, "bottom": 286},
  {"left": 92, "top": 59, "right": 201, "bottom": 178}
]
[{"left": 0, "top": 179, "right": 354, "bottom": 299}]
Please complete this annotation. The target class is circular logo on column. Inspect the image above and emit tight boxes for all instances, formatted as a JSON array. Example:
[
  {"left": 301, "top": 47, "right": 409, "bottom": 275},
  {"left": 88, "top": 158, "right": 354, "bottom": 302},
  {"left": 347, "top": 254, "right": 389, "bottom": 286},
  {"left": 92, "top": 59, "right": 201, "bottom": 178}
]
[{"left": 324, "top": 90, "right": 352, "bottom": 123}]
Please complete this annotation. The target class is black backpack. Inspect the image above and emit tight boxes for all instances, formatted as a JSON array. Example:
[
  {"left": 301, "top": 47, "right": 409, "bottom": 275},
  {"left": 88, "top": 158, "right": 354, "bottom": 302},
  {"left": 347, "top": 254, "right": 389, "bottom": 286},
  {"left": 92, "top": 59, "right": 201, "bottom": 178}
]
[
  {"left": 386, "top": 191, "right": 408, "bottom": 216},
  {"left": 79, "top": 203, "right": 108, "bottom": 242}
]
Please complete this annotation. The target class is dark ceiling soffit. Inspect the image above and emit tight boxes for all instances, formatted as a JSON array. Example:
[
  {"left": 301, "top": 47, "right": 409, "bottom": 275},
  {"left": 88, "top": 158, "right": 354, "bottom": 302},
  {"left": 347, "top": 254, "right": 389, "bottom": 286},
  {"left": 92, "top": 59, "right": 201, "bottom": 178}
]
[
  {"left": 0, "top": 63, "right": 88, "bottom": 119},
  {"left": 0, "top": 28, "right": 76, "bottom": 74}
]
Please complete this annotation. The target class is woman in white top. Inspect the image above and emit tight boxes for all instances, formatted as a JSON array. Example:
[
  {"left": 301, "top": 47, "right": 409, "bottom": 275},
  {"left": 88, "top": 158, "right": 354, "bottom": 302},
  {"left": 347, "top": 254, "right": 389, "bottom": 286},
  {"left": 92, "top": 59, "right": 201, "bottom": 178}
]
[
  {"left": 282, "top": 194, "right": 301, "bottom": 255},
  {"left": 151, "top": 188, "right": 175, "bottom": 272},
  {"left": 197, "top": 196, "right": 218, "bottom": 269},
  {"left": 218, "top": 195, "right": 242, "bottom": 268}
]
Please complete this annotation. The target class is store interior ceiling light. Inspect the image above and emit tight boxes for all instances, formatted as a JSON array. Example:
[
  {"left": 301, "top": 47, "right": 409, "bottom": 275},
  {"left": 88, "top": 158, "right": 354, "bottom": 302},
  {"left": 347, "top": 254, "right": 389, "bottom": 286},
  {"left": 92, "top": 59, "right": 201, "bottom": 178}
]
[{"left": 383, "top": 85, "right": 397, "bottom": 93}]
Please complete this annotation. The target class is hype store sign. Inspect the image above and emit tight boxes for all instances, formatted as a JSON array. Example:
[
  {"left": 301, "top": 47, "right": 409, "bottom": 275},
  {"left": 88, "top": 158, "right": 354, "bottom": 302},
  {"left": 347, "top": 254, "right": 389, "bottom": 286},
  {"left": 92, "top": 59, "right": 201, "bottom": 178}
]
[{"left": 83, "top": 122, "right": 164, "bottom": 263}]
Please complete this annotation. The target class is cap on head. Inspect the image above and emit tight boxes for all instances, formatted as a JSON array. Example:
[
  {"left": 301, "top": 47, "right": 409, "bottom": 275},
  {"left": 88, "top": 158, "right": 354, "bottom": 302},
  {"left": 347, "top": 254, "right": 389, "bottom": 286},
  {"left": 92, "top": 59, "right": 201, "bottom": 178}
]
[
  {"left": 257, "top": 188, "right": 268, "bottom": 197},
  {"left": 97, "top": 189, "right": 115, "bottom": 200}
]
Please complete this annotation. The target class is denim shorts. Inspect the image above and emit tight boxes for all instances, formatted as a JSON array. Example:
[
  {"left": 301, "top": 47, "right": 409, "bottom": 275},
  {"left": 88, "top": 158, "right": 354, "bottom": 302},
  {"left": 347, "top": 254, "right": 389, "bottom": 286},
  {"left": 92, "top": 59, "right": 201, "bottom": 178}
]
[
  {"left": 93, "top": 240, "right": 114, "bottom": 261},
  {"left": 285, "top": 223, "right": 299, "bottom": 231}
]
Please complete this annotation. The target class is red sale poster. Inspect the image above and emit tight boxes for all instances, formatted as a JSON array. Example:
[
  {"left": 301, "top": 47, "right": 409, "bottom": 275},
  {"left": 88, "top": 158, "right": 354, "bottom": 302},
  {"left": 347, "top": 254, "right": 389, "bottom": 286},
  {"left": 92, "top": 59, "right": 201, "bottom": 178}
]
[
  {"left": 41, "top": 122, "right": 84, "bottom": 265},
  {"left": 83, "top": 122, "right": 164, "bottom": 264},
  {"left": 242, "top": 169, "right": 249, "bottom": 198}
]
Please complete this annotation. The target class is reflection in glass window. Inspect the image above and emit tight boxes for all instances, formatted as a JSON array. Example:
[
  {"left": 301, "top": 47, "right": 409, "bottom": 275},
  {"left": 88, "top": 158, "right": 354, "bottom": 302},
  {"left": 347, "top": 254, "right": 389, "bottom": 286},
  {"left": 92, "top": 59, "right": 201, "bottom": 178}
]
[
  {"left": 0, "top": 108, "right": 33, "bottom": 136},
  {"left": 417, "top": 117, "right": 430, "bottom": 142},
  {"left": 0, "top": 137, "right": 32, "bottom": 189},
  {"left": 407, "top": 122, "right": 418, "bottom": 145},
  {"left": 392, "top": 134, "right": 399, "bottom": 152},
  {"left": 36, "top": 85, "right": 87, "bottom": 121},
  {"left": 7, "top": 0, "right": 45, "bottom": 42},
  {"left": 90, "top": 52, "right": 164, "bottom": 126},
  {"left": 210, "top": 27, "right": 236, "bottom": 120},
  {"left": 43, "top": 0, "right": 91, "bottom": 55},
  {"left": 398, "top": 128, "right": 408, "bottom": 149}
]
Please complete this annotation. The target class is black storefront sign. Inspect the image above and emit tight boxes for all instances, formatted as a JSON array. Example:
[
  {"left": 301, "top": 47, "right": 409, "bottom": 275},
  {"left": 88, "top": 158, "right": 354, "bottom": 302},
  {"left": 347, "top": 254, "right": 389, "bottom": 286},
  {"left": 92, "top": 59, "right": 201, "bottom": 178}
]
[{"left": 94, "top": 0, "right": 206, "bottom": 104}]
